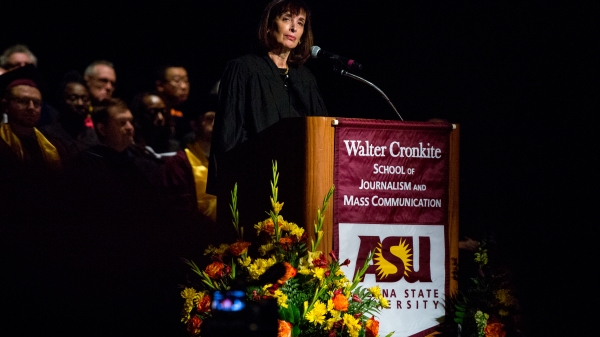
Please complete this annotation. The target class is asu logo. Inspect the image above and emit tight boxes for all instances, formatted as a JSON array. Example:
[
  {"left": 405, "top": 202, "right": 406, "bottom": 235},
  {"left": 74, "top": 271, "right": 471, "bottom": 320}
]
[{"left": 353, "top": 236, "right": 432, "bottom": 283}]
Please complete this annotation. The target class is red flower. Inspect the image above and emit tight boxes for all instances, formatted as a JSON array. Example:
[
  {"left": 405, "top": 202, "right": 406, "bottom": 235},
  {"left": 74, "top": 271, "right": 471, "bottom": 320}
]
[
  {"left": 352, "top": 294, "right": 362, "bottom": 302},
  {"left": 186, "top": 315, "right": 202, "bottom": 336},
  {"left": 196, "top": 294, "right": 211, "bottom": 313},
  {"left": 279, "top": 237, "right": 293, "bottom": 251},
  {"left": 365, "top": 316, "right": 379, "bottom": 337},
  {"left": 252, "top": 290, "right": 260, "bottom": 301},
  {"left": 340, "top": 258, "right": 351, "bottom": 267},
  {"left": 329, "top": 251, "right": 338, "bottom": 262},
  {"left": 229, "top": 241, "right": 251, "bottom": 256},
  {"left": 484, "top": 322, "right": 506, "bottom": 337},
  {"left": 205, "top": 261, "right": 225, "bottom": 279},
  {"left": 312, "top": 253, "right": 328, "bottom": 268}
]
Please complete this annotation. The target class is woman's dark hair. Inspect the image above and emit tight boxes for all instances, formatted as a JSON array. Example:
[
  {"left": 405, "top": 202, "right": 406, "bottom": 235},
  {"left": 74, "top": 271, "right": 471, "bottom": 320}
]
[{"left": 257, "top": 0, "right": 314, "bottom": 66}]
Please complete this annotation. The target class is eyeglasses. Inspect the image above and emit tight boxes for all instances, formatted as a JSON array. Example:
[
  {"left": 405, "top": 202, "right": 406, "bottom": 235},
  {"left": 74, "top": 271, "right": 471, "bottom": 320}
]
[
  {"left": 92, "top": 77, "right": 116, "bottom": 87},
  {"left": 9, "top": 97, "right": 42, "bottom": 108}
]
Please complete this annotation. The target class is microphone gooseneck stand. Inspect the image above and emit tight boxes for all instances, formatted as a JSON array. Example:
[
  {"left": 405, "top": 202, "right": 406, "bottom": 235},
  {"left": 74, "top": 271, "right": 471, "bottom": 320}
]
[{"left": 333, "top": 64, "right": 404, "bottom": 121}]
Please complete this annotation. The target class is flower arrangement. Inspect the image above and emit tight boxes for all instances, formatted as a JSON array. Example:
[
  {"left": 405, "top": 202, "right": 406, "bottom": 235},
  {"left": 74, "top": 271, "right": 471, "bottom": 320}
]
[
  {"left": 181, "top": 162, "right": 391, "bottom": 337},
  {"left": 450, "top": 242, "right": 524, "bottom": 337}
]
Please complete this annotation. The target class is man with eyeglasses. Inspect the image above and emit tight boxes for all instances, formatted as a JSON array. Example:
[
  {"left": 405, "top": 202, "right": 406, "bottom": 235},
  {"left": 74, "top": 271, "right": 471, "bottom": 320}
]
[
  {"left": 0, "top": 65, "right": 61, "bottom": 170},
  {"left": 155, "top": 65, "right": 191, "bottom": 142},
  {"left": 40, "top": 72, "right": 99, "bottom": 164},
  {"left": 84, "top": 60, "right": 117, "bottom": 105},
  {"left": 0, "top": 44, "right": 60, "bottom": 127}
]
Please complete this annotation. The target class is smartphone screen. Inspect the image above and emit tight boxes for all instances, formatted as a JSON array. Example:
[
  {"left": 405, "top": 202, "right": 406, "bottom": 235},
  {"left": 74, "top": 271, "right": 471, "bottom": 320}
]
[{"left": 211, "top": 290, "right": 246, "bottom": 312}]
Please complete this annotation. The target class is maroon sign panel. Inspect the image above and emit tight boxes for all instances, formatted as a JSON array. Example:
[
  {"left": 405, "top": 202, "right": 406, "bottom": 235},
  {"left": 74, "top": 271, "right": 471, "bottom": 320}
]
[{"left": 334, "top": 119, "right": 452, "bottom": 226}]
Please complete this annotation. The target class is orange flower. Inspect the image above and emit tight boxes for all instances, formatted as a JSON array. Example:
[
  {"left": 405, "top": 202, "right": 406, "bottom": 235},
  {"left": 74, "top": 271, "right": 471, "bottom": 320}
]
[
  {"left": 279, "top": 237, "right": 293, "bottom": 250},
  {"left": 263, "top": 218, "right": 276, "bottom": 235},
  {"left": 332, "top": 293, "right": 349, "bottom": 312},
  {"left": 365, "top": 316, "right": 379, "bottom": 337},
  {"left": 196, "top": 294, "right": 211, "bottom": 313},
  {"left": 229, "top": 241, "right": 251, "bottom": 256},
  {"left": 484, "top": 322, "right": 506, "bottom": 337},
  {"left": 278, "top": 262, "right": 297, "bottom": 284},
  {"left": 187, "top": 315, "right": 202, "bottom": 336},
  {"left": 278, "top": 320, "right": 292, "bottom": 337},
  {"left": 205, "top": 261, "right": 225, "bottom": 279}
]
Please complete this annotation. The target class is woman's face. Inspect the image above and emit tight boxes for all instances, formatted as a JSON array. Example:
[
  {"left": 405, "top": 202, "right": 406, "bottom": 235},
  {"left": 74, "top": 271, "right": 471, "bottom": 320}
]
[{"left": 271, "top": 10, "right": 306, "bottom": 51}]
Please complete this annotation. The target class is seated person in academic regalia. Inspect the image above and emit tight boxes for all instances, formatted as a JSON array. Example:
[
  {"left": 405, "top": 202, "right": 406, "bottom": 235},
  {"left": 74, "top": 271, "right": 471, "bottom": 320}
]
[
  {"left": 163, "top": 93, "right": 217, "bottom": 223},
  {"left": 0, "top": 64, "right": 61, "bottom": 175},
  {"left": 130, "top": 91, "right": 178, "bottom": 159},
  {"left": 40, "top": 72, "right": 99, "bottom": 165},
  {"left": 0, "top": 64, "right": 66, "bottom": 335},
  {"left": 155, "top": 65, "right": 191, "bottom": 143},
  {"left": 0, "top": 44, "right": 59, "bottom": 127},
  {"left": 67, "top": 98, "right": 181, "bottom": 334},
  {"left": 74, "top": 97, "right": 163, "bottom": 187}
]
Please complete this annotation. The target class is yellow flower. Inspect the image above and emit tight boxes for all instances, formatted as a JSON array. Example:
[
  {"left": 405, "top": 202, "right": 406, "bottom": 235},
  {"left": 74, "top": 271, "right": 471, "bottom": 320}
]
[
  {"left": 327, "top": 299, "right": 335, "bottom": 311},
  {"left": 181, "top": 287, "right": 199, "bottom": 300},
  {"left": 248, "top": 256, "right": 277, "bottom": 279},
  {"left": 498, "top": 309, "right": 509, "bottom": 317},
  {"left": 298, "top": 268, "right": 312, "bottom": 275},
  {"left": 380, "top": 297, "right": 390, "bottom": 308},
  {"left": 238, "top": 256, "right": 252, "bottom": 267},
  {"left": 305, "top": 301, "right": 327, "bottom": 325},
  {"left": 181, "top": 288, "right": 202, "bottom": 323},
  {"left": 259, "top": 243, "right": 275, "bottom": 256},
  {"left": 495, "top": 289, "right": 516, "bottom": 306},
  {"left": 204, "top": 244, "right": 230, "bottom": 256},
  {"left": 369, "top": 286, "right": 382, "bottom": 299},
  {"left": 273, "top": 289, "right": 288, "bottom": 308},
  {"left": 343, "top": 313, "right": 361, "bottom": 337},
  {"left": 271, "top": 197, "right": 284, "bottom": 214},
  {"left": 289, "top": 224, "right": 305, "bottom": 240},
  {"left": 325, "top": 310, "right": 342, "bottom": 330},
  {"left": 313, "top": 267, "right": 325, "bottom": 281}
]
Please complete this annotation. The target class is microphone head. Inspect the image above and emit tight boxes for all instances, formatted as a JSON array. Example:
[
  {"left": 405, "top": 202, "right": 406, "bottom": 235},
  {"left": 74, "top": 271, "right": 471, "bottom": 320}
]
[{"left": 310, "top": 45, "right": 321, "bottom": 58}]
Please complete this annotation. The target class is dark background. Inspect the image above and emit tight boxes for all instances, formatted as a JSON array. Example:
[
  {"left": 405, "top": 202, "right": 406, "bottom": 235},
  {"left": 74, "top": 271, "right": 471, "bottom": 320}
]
[{"left": 1, "top": 1, "right": 595, "bottom": 335}]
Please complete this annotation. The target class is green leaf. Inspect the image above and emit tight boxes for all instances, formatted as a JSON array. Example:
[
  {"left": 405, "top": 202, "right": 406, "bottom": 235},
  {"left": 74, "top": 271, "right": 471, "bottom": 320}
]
[
  {"left": 279, "top": 307, "right": 292, "bottom": 322},
  {"left": 292, "top": 326, "right": 300, "bottom": 337},
  {"left": 291, "top": 303, "right": 300, "bottom": 323},
  {"left": 454, "top": 317, "right": 463, "bottom": 324}
]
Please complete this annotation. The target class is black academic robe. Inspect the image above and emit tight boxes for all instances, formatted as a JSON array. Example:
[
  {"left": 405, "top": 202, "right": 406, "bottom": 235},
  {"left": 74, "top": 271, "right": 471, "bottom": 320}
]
[
  {"left": 208, "top": 53, "right": 328, "bottom": 193},
  {"left": 212, "top": 53, "right": 328, "bottom": 154}
]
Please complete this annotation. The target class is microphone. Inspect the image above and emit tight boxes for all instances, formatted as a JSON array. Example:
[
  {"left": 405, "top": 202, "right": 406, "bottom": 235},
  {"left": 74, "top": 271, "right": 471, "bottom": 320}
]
[{"left": 310, "top": 45, "right": 363, "bottom": 72}]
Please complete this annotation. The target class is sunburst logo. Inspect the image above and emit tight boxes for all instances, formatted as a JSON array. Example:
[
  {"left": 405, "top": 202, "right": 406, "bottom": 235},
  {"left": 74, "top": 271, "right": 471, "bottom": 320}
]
[{"left": 374, "top": 238, "right": 413, "bottom": 279}]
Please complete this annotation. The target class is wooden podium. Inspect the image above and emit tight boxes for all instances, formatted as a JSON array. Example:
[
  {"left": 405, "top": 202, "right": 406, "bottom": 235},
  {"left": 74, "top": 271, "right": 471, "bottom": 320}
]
[
  {"left": 214, "top": 116, "right": 459, "bottom": 296},
  {"left": 215, "top": 116, "right": 337, "bottom": 253}
]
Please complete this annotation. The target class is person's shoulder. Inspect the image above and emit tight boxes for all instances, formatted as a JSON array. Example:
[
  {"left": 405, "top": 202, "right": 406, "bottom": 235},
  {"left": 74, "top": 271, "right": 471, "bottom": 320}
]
[
  {"left": 226, "top": 53, "right": 269, "bottom": 71},
  {"left": 230, "top": 53, "right": 263, "bottom": 64}
]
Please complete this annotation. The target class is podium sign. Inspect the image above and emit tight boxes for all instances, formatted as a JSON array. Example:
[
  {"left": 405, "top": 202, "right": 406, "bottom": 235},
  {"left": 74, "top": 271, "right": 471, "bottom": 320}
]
[{"left": 334, "top": 119, "right": 454, "bottom": 337}]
